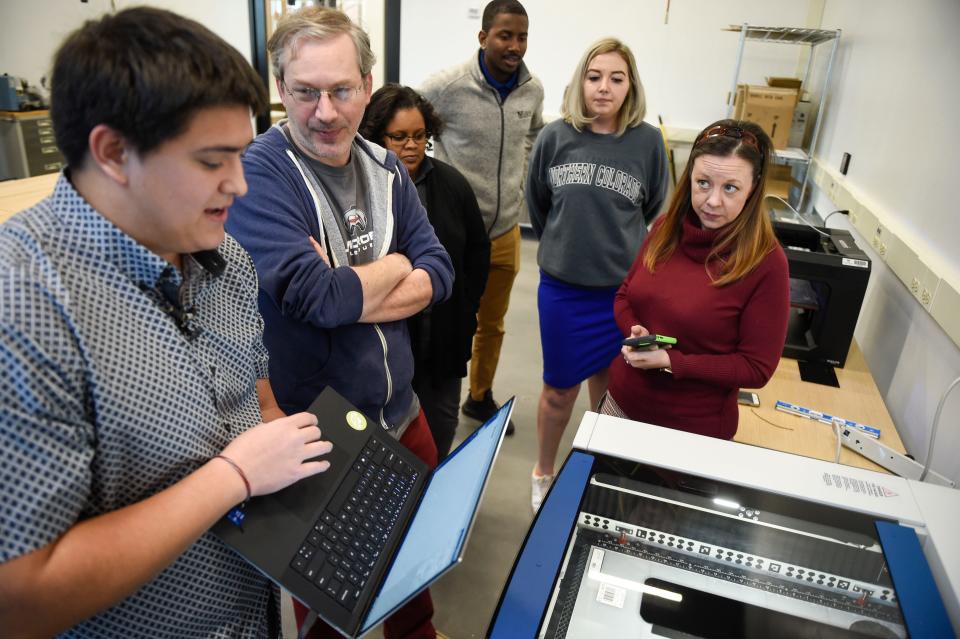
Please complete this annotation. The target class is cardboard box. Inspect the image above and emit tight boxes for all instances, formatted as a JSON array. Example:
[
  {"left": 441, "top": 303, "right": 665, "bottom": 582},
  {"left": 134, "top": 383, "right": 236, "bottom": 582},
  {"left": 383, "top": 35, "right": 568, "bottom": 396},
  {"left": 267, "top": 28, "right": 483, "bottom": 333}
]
[
  {"left": 762, "top": 164, "right": 796, "bottom": 216},
  {"left": 733, "top": 84, "right": 798, "bottom": 150},
  {"left": 766, "top": 164, "right": 794, "bottom": 195},
  {"left": 766, "top": 76, "right": 803, "bottom": 91},
  {"left": 768, "top": 76, "right": 809, "bottom": 102}
]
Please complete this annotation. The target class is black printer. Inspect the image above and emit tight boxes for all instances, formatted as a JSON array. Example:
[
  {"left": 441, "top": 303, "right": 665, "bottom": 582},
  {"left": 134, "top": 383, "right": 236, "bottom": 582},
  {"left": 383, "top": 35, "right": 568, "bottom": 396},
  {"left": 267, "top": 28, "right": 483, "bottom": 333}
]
[{"left": 773, "top": 220, "right": 871, "bottom": 379}]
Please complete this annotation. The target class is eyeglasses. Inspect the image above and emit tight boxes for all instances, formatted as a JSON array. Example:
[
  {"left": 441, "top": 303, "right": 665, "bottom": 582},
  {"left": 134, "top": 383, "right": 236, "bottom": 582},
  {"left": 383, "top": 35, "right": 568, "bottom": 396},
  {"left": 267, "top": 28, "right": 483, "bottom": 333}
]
[
  {"left": 384, "top": 130, "right": 429, "bottom": 145},
  {"left": 283, "top": 81, "right": 364, "bottom": 106},
  {"left": 695, "top": 125, "right": 763, "bottom": 156}
]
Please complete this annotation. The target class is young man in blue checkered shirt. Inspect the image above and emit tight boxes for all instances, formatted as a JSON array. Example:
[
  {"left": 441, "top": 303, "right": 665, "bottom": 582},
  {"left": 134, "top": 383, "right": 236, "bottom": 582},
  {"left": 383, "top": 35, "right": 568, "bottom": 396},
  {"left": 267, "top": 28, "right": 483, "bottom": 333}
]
[{"left": 0, "top": 8, "right": 334, "bottom": 637}]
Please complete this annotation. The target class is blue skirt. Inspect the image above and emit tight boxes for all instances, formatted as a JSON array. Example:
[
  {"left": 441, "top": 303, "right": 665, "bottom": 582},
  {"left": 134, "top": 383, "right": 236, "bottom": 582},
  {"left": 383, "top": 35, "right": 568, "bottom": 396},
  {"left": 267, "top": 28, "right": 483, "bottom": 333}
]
[{"left": 538, "top": 271, "right": 623, "bottom": 389}]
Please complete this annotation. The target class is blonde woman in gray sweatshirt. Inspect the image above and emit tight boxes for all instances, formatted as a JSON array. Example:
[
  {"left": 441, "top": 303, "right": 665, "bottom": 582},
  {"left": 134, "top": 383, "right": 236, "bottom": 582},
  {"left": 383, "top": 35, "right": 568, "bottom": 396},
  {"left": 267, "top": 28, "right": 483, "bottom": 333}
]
[{"left": 526, "top": 37, "right": 668, "bottom": 512}]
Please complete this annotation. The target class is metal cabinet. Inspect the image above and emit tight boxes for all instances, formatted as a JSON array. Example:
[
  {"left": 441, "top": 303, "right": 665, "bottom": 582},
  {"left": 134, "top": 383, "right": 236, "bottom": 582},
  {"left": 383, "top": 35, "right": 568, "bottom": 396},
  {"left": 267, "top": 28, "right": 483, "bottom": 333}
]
[
  {"left": 0, "top": 110, "right": 65, "bottom": 181},
  {"left": 725, "top": 25, "right": 841, "bottom": 211}
]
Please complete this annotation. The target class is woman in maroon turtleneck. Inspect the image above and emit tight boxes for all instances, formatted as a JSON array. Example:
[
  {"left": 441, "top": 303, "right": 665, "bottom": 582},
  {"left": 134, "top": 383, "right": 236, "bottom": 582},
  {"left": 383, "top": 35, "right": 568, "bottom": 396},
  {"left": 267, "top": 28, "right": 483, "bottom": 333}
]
[{"left": 604, "top": 119, "right": 789, "bottom": 439}]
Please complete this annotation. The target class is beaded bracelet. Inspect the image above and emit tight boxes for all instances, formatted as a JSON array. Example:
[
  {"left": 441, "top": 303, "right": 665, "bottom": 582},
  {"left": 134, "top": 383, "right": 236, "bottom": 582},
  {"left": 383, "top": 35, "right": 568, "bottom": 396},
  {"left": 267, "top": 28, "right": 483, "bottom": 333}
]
[{"left": 215, "top": 454, "right": 251, "bottom": 503}]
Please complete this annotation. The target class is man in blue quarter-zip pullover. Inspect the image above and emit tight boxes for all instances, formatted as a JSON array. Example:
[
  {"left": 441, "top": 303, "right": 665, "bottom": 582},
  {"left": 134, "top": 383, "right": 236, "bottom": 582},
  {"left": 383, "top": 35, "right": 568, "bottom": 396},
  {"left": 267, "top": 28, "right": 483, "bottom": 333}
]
[
  {"left": 227, "top": 11, "right": 451, "bottom": 636},
  {"left": 421, "top": 0, "right": 544, "bottom": 434}
]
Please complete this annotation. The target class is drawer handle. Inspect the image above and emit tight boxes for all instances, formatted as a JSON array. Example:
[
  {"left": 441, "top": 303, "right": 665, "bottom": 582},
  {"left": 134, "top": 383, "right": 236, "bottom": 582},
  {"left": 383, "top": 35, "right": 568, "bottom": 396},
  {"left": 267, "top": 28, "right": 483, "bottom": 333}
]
[
  {"left": 39, "top": 136, "right": 56, "bottom": 144},
  {"left": 41, "top": 145, "right": 59, "bottom": 154},
  {"left": 43, "top": 162, "right": 63, "bottom": 171}
]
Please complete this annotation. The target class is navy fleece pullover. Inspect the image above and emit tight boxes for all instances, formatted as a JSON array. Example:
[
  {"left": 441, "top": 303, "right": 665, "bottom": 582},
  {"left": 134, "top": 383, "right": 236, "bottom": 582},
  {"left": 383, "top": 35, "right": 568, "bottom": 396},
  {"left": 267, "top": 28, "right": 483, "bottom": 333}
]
[{"left": 227, "top": 125, "right": 453, "bottom": 430}]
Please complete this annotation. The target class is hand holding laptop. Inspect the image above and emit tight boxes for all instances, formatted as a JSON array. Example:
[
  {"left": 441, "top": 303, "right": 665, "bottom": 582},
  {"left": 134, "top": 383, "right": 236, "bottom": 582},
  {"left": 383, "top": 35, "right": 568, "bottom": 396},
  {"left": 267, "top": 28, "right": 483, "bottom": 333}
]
[
  {"left": 219, "top": 412, "right": 333, "bottom": 498},
  {"left": 213, "top": 388, "right": 514, "bottom": 637}
]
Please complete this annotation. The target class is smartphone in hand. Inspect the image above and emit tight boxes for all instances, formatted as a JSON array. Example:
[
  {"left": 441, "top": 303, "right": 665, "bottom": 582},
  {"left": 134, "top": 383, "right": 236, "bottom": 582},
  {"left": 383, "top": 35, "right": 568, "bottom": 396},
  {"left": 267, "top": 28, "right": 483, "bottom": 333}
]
[
  {"left": 737, "top": 390, "right": 760, "bottom": 407},
  {"left": 621, "top": 334, "right": 678, "bottom": 349}
]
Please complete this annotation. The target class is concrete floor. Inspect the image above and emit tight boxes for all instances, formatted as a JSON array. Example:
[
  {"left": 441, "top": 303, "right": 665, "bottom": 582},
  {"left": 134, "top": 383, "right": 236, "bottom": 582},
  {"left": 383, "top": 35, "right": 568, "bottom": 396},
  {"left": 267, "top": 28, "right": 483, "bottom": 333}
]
[
  {"left": 428, "top": 234, "right": 587, "bottom": 638},
  {"left": 283, "top": 235, "right": 589, "bottom": 638}
]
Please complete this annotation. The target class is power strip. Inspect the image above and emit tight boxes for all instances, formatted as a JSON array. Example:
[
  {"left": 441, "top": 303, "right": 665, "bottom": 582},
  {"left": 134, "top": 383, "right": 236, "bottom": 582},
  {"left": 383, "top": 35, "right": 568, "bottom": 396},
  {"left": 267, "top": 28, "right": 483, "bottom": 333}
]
[{"left": 839, "top": 428, "right": 956, "bottom": 488}]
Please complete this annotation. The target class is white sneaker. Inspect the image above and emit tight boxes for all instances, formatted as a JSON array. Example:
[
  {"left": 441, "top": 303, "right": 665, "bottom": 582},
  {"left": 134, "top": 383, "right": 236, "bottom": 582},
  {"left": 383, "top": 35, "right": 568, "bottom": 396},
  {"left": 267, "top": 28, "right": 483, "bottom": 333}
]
[{"left": 531, "top": 470, "right": 555, "bottom": 514}]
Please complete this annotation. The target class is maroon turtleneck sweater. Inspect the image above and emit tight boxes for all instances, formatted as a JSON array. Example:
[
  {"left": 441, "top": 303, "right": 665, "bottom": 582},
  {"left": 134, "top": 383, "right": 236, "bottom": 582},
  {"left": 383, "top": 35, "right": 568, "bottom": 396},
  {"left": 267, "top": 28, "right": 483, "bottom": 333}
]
[{"left": 607, "top": 212, "right": 789, "bottom": 439}]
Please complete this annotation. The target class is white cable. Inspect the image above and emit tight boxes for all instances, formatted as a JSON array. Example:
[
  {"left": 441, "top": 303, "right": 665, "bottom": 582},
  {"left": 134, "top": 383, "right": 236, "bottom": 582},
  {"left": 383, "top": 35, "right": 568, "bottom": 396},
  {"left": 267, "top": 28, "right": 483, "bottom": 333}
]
[
  {"left": 833, "top": 420, "right": 841, "bottom": 463},
  {"left": 920, "top": 375, "right": 960, "bottom": 481},
  {"left": 765, "top": 195, "right": 831, "bottom": 237}
]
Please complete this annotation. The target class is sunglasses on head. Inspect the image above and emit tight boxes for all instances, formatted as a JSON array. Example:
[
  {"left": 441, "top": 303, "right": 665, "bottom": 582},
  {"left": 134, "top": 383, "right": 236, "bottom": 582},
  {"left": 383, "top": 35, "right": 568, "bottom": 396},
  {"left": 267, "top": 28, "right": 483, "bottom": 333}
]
[{"left": 695, "top": 125, "right": 763, "bottom": 155}]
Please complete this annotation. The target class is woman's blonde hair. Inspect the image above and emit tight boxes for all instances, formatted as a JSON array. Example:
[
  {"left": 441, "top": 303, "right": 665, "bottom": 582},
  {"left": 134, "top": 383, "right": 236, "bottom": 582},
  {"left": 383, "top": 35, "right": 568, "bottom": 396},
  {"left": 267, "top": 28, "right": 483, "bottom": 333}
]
[
  {"left": 642, "top": 119, "right": 778, "bottom": 287},
  {"left": 561, "top": 38, "right": 645, "bottom": 137}
]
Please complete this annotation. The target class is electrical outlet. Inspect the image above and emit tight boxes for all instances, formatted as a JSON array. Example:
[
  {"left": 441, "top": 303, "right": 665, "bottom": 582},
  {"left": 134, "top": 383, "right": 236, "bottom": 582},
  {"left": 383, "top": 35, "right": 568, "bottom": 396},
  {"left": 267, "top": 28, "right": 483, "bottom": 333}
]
[
  {"left": 901, "top": 254, "right": 941, "bottom": 307},
  {"left": 883, "top": 233, "right": 921, "bottom": 294},
  {"left": 870, "top": 226, "right": 888, "bottom": 258}
]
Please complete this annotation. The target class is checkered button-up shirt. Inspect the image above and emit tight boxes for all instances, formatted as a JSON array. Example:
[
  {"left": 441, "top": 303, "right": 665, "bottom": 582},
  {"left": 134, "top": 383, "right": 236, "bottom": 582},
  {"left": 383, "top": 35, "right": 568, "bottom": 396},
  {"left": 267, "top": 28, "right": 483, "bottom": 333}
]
[{"left": 0, "top": 174, "right": 274, "bottom": 637}]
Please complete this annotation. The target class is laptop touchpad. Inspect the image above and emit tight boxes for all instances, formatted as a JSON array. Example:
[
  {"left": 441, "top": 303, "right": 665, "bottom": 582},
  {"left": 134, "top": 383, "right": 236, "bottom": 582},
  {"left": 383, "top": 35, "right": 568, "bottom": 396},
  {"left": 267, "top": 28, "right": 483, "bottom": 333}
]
[{"left": 274, "top": 446, "right": 352, "bottom": 523}]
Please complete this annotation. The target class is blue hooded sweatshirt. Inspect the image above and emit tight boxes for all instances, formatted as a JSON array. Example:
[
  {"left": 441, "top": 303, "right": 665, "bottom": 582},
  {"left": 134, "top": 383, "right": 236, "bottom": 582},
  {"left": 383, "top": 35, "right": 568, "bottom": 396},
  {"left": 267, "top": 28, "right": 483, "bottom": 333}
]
[{"left": 227, "top": 124, "right": 453, "bottom": 430}]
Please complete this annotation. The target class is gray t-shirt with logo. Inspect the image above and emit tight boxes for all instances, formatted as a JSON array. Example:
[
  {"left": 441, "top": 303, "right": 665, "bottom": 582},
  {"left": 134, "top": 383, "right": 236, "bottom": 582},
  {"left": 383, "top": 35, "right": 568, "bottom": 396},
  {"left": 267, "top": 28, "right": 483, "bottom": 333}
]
[{"left": 302, "top": 153, "right": 374, "bottom": 266}]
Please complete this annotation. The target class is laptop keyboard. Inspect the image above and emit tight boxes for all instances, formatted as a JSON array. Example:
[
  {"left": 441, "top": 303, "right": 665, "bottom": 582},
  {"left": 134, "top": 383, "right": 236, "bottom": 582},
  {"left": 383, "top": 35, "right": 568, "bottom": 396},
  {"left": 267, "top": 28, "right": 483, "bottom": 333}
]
[{"left": 290, "top": 436, "right": 420, "bottom": 611}]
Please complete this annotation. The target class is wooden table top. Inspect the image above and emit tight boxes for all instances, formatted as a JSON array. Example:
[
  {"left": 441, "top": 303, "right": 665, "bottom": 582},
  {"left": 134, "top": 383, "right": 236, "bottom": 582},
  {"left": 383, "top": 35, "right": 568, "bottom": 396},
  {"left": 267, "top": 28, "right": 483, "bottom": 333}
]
[
  {"left": 0, "top": 172, "right": 58, "bottom": 223},
  {"left": 735, "top": 342, "right": 905, "bottom": 474},
  {"left": 0, "top": 109, "right": 51, "bottom": 119}
]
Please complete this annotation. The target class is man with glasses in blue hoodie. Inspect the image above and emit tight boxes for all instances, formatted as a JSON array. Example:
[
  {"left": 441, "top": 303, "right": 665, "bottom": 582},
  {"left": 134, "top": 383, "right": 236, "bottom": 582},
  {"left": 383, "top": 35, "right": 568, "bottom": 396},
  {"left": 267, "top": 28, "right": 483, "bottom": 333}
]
[{"left": 226, "top": 7, "right": 453, "bottom": 638}]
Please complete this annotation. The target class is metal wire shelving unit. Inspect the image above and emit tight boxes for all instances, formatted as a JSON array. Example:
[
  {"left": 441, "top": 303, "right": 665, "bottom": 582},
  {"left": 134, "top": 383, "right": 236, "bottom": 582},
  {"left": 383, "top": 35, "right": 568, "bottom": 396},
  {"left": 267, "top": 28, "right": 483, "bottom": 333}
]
[{"left": 724, "top": 24, "right": 842, "bottom": 211}]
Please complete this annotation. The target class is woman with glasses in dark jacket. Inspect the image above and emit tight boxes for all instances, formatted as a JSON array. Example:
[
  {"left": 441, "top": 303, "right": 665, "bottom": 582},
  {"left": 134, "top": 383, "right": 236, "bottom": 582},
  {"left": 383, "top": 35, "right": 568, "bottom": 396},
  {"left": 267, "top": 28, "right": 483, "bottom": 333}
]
[
  {"left": 603, "top": 119, "right": 789, "bottom": 441},
  {"left": 361, "top": 84, "right": 490, "bottom": 461}
]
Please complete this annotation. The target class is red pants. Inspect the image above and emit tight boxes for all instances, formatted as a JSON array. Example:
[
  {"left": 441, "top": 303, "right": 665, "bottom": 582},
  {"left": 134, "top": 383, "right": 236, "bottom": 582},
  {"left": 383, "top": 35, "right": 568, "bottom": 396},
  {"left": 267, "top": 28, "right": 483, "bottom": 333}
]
[{"left": 294, "top": 409, "right": 439, "bottom": 639}]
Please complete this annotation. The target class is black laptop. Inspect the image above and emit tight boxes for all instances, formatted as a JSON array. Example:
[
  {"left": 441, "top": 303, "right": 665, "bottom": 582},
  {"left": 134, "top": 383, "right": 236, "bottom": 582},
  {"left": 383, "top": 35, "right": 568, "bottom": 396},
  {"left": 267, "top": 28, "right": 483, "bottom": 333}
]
[{"left": 212, "top": 387, "right": 514, "bottom": 638}]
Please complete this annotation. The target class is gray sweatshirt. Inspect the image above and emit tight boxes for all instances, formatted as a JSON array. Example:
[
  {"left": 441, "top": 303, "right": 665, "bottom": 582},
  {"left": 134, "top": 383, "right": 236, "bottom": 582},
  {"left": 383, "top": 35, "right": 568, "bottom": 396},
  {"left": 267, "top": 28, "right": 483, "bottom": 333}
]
[
  {"left": 421, "top": 52, "right": 545, "bottom": 239},
  {"left": 526, "top": 119, "right": 668, "bottom": 287}
]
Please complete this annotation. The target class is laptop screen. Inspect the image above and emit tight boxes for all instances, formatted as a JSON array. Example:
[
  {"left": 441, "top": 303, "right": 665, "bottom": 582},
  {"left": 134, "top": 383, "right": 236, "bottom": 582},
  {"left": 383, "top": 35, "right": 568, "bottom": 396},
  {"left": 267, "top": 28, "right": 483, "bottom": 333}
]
[{"left": 360, "top": 398, "right": 514, "bottom": 632}]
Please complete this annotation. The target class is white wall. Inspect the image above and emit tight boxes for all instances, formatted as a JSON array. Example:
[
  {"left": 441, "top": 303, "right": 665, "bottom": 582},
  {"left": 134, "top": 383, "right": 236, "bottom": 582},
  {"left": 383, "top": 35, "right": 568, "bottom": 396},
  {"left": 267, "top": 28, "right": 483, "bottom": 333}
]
[
  {"left": 0, "top": 1, "right": 252, "bottom": 91},
  {"left": 2, "top": 0, "right": 111, "bottom": 89},
  {"left": 349, "top": 0, "right": 386, "bottom": 89},
  {"left": 400, "top": 0, "right": 812, "bottom": 126},
  {"left": 808, "top": 0, "right": 960, "bottom": 484},
  {"left": 0, "top": 0, "right": 393, "bottom": 110},
  {"left": 812, "top": 0, "right": 959, "bottom": 278}
]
